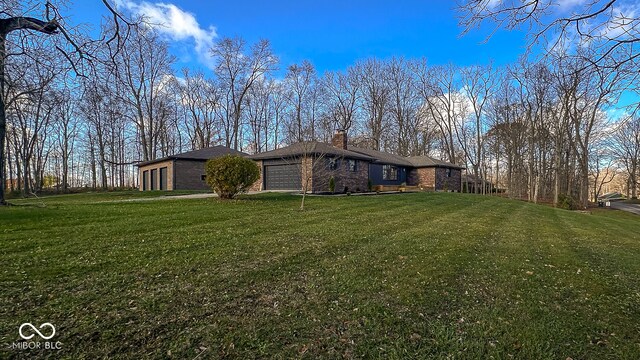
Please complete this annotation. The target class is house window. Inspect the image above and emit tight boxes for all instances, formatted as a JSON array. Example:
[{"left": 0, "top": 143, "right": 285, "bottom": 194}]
[
  {"left": 347, "top": 159, "right": 358, "bottom": 172},
  {"left": 383, "top": 165, "right": 398, "bottom": 181},
  {"left": 329, "top": 158, "right": 339, "bottom": 170},
  {"left": 446, "top": 168, "right": 452, "bottom": 178}
]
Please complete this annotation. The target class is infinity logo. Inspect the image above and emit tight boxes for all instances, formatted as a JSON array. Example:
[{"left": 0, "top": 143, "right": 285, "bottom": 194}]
[{"left": 19, "top": 323, "right": 56, "bottom": 340}]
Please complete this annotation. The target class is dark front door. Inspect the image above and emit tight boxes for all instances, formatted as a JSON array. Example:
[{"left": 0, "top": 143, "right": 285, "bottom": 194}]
[
  {"left": 159, "top": 167, "right": 167, "bottom": 190},
  {"left": 151, "top": 169, "right": 157, "bottom": 190},
  {"left": 142, "top": 170, "right": 149, "bottom": 191},
  {"left": 264, "top": 164, "right": 301, "bottom": 190}
]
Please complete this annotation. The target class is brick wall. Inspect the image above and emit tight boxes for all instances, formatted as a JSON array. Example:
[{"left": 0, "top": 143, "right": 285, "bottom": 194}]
[
  {"left": 339, "top": 160, "right": 369, "bottom": 192},
  {"left": 435, "top": 168, "right": 462, "bottom": 192},
  {"left": 313, "top": 157, "right": 369, "bottom": 193},
  {"left": 138, "top": 160, "right": 174, "bottom": 191},
  {"left": 331, "top": 131, "right": 347, "bottom": 149},
  {"left": 173, "top": 160, "right": 209, "bottom": 190},
  {"left": 407, "top": 167, "right": 461, "bottom": 192},
  {"left": 408, "top": 167, "right": 436, "bottom": 191}
]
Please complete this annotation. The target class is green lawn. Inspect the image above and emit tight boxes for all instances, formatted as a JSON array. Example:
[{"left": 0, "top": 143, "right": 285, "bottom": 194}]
[
  {"left": 1, "top": 192, "right": 639, "bottom": 359},
  {"left": 4, "top": 189, "right": 209, "bottom": 205}
]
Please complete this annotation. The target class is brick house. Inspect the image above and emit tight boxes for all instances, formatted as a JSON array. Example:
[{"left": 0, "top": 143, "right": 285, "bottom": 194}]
[
  {"left": 137, "top": 146, "right": 246, "bottom": 191},
  {"left": 248, "top": 140, "right": 374, "bottom": 193},
  {"left": 137, "top": 132, "right": 462, "bottom": 193},
  {"left": 248, "top": 130, "right": 463, "bottom": 193}
]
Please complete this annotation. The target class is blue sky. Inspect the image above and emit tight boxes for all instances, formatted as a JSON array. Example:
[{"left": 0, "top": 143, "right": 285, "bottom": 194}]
[{"left": 70, "top": 0, "right": 529, "bottom": 73}]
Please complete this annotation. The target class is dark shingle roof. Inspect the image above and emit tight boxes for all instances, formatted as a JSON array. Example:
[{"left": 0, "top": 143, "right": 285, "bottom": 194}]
[
  {"left": 348, "top": 146, "right": 414, "bottom": 167},
  {"left": 406, "top": 156, "right": 464, "bottom": 169},
  {"left": 137, "top": 145, "right": 247, "bottom": 166},
  {"left": 248, "top": 142, "right": 464, "bottom": 169},
  {"left": 248, "top": 142, "right": 374, "bottom": 161}
]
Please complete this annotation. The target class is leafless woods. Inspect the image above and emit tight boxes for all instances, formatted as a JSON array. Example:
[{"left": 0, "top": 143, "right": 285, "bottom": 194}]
[{"left": 1, "top": 0, "right": 638, "bottom": 208}]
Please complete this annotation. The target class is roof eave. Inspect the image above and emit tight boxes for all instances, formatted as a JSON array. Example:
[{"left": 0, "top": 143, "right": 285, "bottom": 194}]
[
  {"left": 249, "top": 152, "right": 373, "bottom": 161},
  {"left": 136, "top": 157, "right": 175, "bottom": 167}
]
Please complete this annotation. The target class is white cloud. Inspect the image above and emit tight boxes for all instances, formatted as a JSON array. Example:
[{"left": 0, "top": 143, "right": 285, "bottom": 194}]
[
  {"left": 598, "top": 4, "right": 639, "bottom": 40},
  {"left": 485, "top": 0, "right": 502, "bottom": 10},
  {"left": 556, "top": 0, "right": 589, "bottom": 12},
  {"left": 118, "top": 1, "right": 217, "bottom": 65}
]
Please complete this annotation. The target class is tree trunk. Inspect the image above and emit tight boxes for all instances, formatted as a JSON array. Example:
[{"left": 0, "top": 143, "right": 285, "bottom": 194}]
[
  {"left": 62, "top": 127, "right": 69, "bottom": 192},
  {"left": 0, "top": 35, "right": 6, "bottom": 204},
  {"left": 0, "top": 17, "right": 58, "bottom": 204},
  {"left": 6, "top": 133, "right": 12, "bottom": 192},
  {"left": 631, "top": 164, "right": 638, "bottom": 199}
]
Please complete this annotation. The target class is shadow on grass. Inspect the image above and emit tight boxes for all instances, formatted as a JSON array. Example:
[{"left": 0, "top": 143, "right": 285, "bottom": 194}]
[
  {"left": 216, "top": 192, "right": 298, "bottom": 203},
  {"left": 3, "top": 201, "right": 47, "bottom": 208}
]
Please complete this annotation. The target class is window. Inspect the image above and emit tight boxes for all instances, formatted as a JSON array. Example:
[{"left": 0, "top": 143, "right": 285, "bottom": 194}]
[
  {"left": 383, "top": 165, "right": 398, "bottom": 181},
  {"left": 446, "top": 168, "right": 452, "bottom": 178},
  {"left": 329, "top": 158, "right": 339, "bottom": 170},
  {"left": 201, "top": 175, "right": 207, "bottom": 181},
  {"left": 347, "top": 159, "right": 358, "bottom": 172}
]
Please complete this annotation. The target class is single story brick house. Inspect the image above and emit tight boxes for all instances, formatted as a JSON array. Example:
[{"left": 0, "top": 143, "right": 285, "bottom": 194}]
[
  {"left": 248, "top": 130, "right": 463, "bottom": 193},
  {"left": 137, "top": 132, "right": 463, "bottom": 193},
  {"left": 137, "top": 146, "right": 246, "bottom": 191}
]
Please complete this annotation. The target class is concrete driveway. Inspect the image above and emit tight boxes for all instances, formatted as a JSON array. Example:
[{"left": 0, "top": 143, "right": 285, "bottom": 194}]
[
  {"left": 108, "top": 191, "right": 291, "bottom": 203},
  {"left": 107, "top": 193, "right": 218, "bottom": 203},
  {"left": 609, "top": 201, "right": 640, "bottom": 215}
]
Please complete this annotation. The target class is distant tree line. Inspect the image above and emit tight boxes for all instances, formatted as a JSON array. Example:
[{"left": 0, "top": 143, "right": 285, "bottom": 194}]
[{"left": 1, "top": 0, "right": 638, "bottom": 207}]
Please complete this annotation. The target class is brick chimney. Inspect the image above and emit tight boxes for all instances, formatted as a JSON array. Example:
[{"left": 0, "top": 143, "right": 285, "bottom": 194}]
[{"left": 332, "top": 129, "right": 347, "bottom": 150}]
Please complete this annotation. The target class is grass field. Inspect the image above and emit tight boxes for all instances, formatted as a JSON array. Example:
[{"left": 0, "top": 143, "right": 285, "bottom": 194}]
[{"left": 1, "top": 192, "right": 640, "bottom": 359}]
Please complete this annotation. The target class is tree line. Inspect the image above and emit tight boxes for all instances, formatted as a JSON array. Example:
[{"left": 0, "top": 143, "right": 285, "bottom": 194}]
[{"left": 2, "top": 1, "right": 639, "bottom": 208}]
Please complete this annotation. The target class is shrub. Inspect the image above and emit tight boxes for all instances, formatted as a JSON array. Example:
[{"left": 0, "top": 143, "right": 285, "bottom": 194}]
[
  {"left": 205, "top": 155, "right": 260, "bottom": 199},
  {"left": 557, "top": 194, "right": 579, "bottom": 210},
  {"left": 329, "top": 176, "right": 335, "bottom": 193},
  {"left": 367, "top": 178, "right": 373, "bottom": 192}
]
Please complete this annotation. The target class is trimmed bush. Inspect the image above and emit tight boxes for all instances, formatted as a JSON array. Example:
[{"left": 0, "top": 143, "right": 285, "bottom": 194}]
[
  {"left": 557, "top": 194, "right": 579, "bottom": 210},
  {"left": 329, "top": 177, "right": 335, "bottom": 193},
  {"left": 205, "top": 155, "right": 260, "bottom": 199}
]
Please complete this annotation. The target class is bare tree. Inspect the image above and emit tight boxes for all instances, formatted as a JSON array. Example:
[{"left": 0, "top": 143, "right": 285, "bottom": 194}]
[
  {"left": 322, "top": 68, "right": 360, "bottom": 133},
  {"left": 52, "top": 86, "right": 79, "bottom": 192},
  {"left": 386, "top": 57, "right": 420, "bottom": 156},
  {"left": 612, "top": 115, "right": 640, "bottom": 198},
  {"left": 212, "top": 37, "right": 278, "bottom": 150},
  {"left": 176, "top": 68, "right": 220, "bottom": 150},
  {"left": 245, "top": 78, "right": 272, "bottom": 153},
  {"left": 461, "top": 64, "right": 496, "bottom": 193},
  {"left": 284, "top": 60, "right": 317, "bottom": 142},
  {"left": 570, "top": 60, "right": 621, "bottom": 208},
  {"left": 590, "top": 144, "right": 617, "bottom": 201},
  {"left": 458, "top": 0, "right": 639, "bottom": 67},
  {"left": 354, "top": 58, "right": 390, "bottom": 150},
  {"left": 117, "top": 27, "right": 175, "bottom": 162},
  {"left": 416, "top": 63, "right": 468, "bottom": 164},
  {"left": 0, "top": 8, "right": 58, "bottom": 204},
  {"left": 458, "top": 0, "right": 639, "bottom": 110}
]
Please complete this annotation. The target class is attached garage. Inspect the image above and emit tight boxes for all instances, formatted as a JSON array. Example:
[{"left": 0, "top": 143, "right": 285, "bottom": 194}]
[
  {"left": 137, "top": 146, "right": 248, "bottom": 191},
  {"left": 264, "top": 164, "right": 301, "bottom": 190}
]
